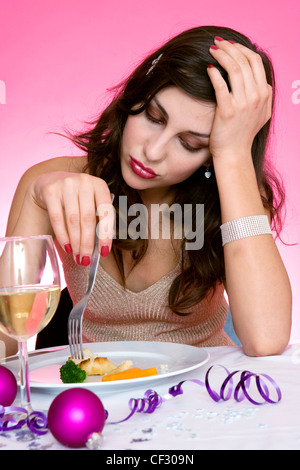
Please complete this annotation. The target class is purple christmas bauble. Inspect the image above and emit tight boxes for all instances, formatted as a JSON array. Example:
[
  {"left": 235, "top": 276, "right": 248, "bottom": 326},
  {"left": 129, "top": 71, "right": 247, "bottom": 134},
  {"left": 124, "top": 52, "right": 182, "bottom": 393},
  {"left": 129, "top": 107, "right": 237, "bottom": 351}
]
[
  {"left": 0, "top": 365, "right": 18, "bottom": 406},
  {"left": 48, "top": 388, "right": 106, "bottom": 448}
]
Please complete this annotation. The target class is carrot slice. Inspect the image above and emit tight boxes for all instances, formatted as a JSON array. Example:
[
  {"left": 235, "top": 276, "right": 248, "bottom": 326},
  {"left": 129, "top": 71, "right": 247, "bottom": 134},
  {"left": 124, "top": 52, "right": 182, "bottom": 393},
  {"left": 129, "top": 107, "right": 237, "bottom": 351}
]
[{"left": 101, "top": 367, "right": 158, "bottom": 382}]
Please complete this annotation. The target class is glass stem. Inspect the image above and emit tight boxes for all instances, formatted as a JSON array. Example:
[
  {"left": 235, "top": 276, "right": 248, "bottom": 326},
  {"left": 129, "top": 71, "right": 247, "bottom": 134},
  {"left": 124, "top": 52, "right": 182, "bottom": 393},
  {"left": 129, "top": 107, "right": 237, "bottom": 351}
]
[{"left": 18, "top": 340, "right": 31, "bottom": 411}]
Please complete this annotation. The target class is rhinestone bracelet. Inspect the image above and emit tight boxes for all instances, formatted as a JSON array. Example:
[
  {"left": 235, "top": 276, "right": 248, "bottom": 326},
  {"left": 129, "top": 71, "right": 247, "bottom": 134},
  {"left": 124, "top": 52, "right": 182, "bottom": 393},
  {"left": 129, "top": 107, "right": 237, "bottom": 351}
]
[{"left": 220, "top": 215, "right": 272, "bottom": 246}]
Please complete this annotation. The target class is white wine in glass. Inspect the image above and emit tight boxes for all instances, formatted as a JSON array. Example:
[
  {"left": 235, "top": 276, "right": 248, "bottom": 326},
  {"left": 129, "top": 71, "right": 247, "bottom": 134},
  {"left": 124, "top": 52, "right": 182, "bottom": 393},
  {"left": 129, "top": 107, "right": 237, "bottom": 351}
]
[{"left": 0, "top": 235, "right": 61, "bottom": 410}]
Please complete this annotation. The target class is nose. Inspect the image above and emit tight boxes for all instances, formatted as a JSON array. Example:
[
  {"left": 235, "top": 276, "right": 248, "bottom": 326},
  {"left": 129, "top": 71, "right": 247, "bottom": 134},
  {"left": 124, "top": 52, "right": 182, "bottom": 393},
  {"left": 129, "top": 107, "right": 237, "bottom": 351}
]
[{"left": 143, "top": 132, "right": 169, "bottom": 163}]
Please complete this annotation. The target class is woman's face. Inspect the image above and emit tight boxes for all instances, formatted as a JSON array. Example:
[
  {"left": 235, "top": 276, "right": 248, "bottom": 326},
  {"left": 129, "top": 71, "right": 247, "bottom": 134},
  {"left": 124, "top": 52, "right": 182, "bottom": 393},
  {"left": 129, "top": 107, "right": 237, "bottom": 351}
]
[{"left": 120, "top": 86, "right": 215, "bottom": 201}]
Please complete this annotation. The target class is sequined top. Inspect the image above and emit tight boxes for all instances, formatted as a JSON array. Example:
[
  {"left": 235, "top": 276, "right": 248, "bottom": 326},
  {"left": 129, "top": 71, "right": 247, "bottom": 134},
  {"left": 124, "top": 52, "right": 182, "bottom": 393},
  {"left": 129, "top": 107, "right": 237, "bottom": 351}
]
[{"left": 58, "top": 247, "right": 234, "bottom": 347}]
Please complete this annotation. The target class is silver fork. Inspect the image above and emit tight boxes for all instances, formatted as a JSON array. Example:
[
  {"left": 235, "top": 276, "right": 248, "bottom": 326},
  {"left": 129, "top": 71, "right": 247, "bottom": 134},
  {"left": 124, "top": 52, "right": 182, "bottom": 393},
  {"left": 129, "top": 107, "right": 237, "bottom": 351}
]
[{"left": 68, "top": 233, "right": 101, "bottom": 360}]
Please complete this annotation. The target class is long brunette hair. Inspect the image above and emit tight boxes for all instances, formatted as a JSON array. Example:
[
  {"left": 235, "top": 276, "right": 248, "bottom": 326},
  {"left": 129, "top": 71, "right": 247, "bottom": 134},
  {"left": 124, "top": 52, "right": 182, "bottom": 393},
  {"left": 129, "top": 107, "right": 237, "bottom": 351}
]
[{"left": 71, "top": 26, "right": 285, "bottom": 314}]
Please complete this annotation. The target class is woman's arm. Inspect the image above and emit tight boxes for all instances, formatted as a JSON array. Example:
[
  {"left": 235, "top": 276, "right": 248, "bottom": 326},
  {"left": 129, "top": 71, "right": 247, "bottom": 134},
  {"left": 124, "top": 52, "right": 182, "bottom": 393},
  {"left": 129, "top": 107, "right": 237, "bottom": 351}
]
[
  {"left": 6, "top": 156, "right": 114, "bottom": 260},
  {"left": 216, "top": 157, "right": 292, "bottom": 357},
  {"left": 3, "top": 156, "right": 114, "bottom": 356},
  {"left": 208, "top": 38, "right": 292, "bottom": 356},
  {"left": 2, "top": 157, "right": 82, "bottom": 356}
]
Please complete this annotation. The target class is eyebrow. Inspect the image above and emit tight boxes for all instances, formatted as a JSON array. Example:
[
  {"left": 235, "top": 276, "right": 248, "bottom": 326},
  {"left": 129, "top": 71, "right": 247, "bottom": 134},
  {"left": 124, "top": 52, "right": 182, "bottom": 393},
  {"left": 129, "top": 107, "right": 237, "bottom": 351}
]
[{"left": 153, "top": 96, "right": 210, "bottom": 139}]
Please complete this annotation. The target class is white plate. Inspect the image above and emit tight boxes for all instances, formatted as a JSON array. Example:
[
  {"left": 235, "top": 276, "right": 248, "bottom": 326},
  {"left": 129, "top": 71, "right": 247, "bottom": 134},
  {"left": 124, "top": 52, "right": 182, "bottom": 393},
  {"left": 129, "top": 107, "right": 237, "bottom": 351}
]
[{"left": 7, "top": 341, "right": 209, "bottom": 394}]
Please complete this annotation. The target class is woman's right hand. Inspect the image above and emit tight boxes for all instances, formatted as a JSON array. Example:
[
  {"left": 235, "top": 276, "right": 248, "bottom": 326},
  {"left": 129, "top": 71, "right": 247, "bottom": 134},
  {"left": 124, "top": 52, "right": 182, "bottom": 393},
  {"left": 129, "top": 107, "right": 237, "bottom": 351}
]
[{"left": 28, "top": 171, "right": 114, "bottom": 265}]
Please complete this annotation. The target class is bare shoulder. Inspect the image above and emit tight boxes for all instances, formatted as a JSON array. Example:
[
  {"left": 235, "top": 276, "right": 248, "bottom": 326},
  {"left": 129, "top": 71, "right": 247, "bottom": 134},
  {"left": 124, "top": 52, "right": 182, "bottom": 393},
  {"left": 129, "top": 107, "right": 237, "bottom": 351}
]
[
  {"left": 13, "top": 156, "right": 87, "bottom": 197},
  {"left": 23, "top": 155, "right": 87, "bottom": 178},
  {"left": 13, "top": 155, "right": 87, "bottom": 201},
  {"left": 5, "top": 156, "right": 87, "bottom": 236}
]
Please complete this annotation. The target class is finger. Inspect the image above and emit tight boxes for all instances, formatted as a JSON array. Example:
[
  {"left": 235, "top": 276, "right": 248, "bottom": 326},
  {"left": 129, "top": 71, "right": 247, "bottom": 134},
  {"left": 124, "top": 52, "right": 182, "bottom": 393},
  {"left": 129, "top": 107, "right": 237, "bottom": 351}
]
[
  {"left": 78, "top": 181, "right": 98, "bottom": 266},
  {"left": 45, "top": 187, "right": 72, "bottom": 254},
  {"left": 94, "top": 183, "right": 115, "bottom": 257},
  {"left": 227, "top": 42, "right": 273, "bottom": 119},
  {"left": 62, "top": 177, "right": 81, "bottom": 263},
  {"left": 233, "top": 43, "right": 269, "bottom": 89},
  {"left": 210, "top": 42, "right": 251, "bottom": 101},
  {"left": 214, "top": 39, "right": 271, "bottom": 102},
  {"left": 234, "top": 44, "right": 273, "bottom": 115},
  {"left": 207, "top": 63, "right": 233, "bottom": 110}
]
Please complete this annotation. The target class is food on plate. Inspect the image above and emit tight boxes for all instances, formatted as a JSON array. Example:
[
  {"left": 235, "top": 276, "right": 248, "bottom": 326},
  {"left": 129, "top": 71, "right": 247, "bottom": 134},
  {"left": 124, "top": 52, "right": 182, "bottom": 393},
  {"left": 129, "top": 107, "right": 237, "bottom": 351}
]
[
  {"left": 102, "top": 360, "right": 134, "bottom": 376},
  {"left": 60, "top": 360, "right": 87, "bottom": 383},
  {"left": 59, "top": 347, "right": 158, "bottom": 383},
  {"left": 78, "top": 356, "right": 118, "bottom": 376},
  {"left": 59, "top": 347, "right": 133, "bottom": 383},
  {"left": 101, "top": 367, "right": 158, "bottom": 382},
  {"left": 68, "top": 347, "right": 96, "bottom": 365}
]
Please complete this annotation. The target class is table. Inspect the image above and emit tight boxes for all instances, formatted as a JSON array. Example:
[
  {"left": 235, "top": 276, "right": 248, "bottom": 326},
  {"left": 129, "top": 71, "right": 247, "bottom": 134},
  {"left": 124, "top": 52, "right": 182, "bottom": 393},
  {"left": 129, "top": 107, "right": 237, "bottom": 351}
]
[{"left": 1, "top": 344, "right": 300, "bottom": 451}]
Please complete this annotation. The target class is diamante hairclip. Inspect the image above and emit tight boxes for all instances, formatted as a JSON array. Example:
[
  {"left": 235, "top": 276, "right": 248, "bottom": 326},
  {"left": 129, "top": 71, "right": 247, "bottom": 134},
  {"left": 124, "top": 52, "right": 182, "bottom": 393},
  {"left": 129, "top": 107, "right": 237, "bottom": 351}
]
[{"left": 146, "top": 53, "right": 163, "bottom": 76}]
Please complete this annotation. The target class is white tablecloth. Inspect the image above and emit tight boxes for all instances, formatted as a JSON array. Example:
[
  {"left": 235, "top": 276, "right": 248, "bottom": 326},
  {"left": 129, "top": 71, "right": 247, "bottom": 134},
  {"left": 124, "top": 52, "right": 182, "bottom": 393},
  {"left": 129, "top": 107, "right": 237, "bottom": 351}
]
[{"left": 1, "top": 344, "right": 300, "bottom": 451}]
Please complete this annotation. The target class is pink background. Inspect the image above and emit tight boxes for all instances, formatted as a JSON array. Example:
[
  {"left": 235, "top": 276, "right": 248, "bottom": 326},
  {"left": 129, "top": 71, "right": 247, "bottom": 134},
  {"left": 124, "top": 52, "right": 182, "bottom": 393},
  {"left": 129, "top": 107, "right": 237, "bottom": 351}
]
[{"left": 1, "top": 0, "right": 300, "bottom": 341}]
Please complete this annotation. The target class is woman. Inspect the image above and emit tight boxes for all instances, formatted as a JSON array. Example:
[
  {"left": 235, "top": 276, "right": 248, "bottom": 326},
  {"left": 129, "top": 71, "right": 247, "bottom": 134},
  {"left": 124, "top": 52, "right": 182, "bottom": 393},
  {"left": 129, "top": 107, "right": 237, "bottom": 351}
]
[{"left": 4, "top": 26, "right": 292, "bottom": 357}]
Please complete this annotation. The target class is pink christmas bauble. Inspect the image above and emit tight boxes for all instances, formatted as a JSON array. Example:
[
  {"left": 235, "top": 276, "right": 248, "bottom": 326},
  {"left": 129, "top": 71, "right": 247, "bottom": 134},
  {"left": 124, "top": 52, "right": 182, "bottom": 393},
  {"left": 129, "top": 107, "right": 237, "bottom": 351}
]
[
  {"left": 0, "top": 365, "right": 18, "bottom": 406},
  {"left": 48, "top": 388, "right": 106, "bottom": 448}
]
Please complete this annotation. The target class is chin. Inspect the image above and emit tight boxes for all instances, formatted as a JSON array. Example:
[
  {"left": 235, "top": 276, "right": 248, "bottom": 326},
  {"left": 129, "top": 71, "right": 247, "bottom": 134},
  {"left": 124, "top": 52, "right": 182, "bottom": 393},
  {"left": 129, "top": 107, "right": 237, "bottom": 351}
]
[{"left": 124, "top": 177, "right": 155, "bottom": 191}]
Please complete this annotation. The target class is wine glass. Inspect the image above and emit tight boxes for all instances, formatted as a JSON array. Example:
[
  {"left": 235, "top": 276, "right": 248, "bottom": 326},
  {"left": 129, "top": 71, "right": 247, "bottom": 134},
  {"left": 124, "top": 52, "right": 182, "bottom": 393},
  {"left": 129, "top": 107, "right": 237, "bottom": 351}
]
[{"left": 0, "top": 235, "right": 61, "bottom": 411}]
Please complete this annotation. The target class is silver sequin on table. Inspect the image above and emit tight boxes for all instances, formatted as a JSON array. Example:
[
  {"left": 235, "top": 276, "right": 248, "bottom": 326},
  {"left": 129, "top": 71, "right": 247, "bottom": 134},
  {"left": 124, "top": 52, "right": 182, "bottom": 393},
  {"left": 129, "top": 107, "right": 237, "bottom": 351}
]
[{"left": 86, "top": 432, "right": 103, "bottom": 450}]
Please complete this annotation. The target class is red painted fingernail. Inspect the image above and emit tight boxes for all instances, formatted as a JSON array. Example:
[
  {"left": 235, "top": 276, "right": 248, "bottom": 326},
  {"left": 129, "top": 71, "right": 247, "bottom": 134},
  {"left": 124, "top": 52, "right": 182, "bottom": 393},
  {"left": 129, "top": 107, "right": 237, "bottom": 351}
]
[
  {"left": 207, "top": 64, "right": 215, "bottom": 69},
  {"left": 81, "top": 256, "right": 90, "bottom": 267},
  {"left": 215, "top": 36, "right": 224, "bottom": 41},
  {"left": 229, "top": 40, "right": 235, "bottom": 44},
  {"left": 76, "top": 254, "right": 81, "bottom": 265},
  {"left": 100, "top": 245, "right": 109, "bottom": 257},
  {"left": 210, "top": 45, "right": 219, "bottom": 50},
  {"left": 64, "top": 243, "right": 73, "bottom": 254}
]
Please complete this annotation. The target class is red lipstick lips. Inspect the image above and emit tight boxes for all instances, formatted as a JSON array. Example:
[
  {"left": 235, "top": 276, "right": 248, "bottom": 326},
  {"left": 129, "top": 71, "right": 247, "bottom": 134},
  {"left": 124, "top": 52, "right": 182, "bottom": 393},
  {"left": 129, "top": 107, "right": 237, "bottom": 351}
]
[{"left": 129, "top": 157, "right": 157, "bottom": 179}]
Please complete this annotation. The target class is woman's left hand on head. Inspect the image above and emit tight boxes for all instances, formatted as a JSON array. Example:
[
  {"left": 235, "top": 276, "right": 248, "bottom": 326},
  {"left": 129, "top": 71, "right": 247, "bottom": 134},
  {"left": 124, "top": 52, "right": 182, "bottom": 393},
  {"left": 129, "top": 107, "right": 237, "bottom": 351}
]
[{"left": 207, "top": 37, "right": 273, "bottom": 163}]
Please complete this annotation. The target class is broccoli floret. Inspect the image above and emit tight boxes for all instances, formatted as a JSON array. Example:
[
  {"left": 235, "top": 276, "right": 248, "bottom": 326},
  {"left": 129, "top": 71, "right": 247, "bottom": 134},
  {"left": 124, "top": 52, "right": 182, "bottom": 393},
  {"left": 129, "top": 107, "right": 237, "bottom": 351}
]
[{"left": 60, "top": 360, "right": 87, "bottom": 383}]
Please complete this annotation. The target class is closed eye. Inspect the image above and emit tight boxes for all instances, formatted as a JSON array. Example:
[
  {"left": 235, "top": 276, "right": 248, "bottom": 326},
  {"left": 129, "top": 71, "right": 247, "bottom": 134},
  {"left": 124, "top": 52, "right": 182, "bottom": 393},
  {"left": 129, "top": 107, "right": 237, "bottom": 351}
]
[
  {"left": 145, "top": 107, "right": 165, "bottom": 125},
  {"left": 179, "top": 136, "right": 206, "bottom": 153}
]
